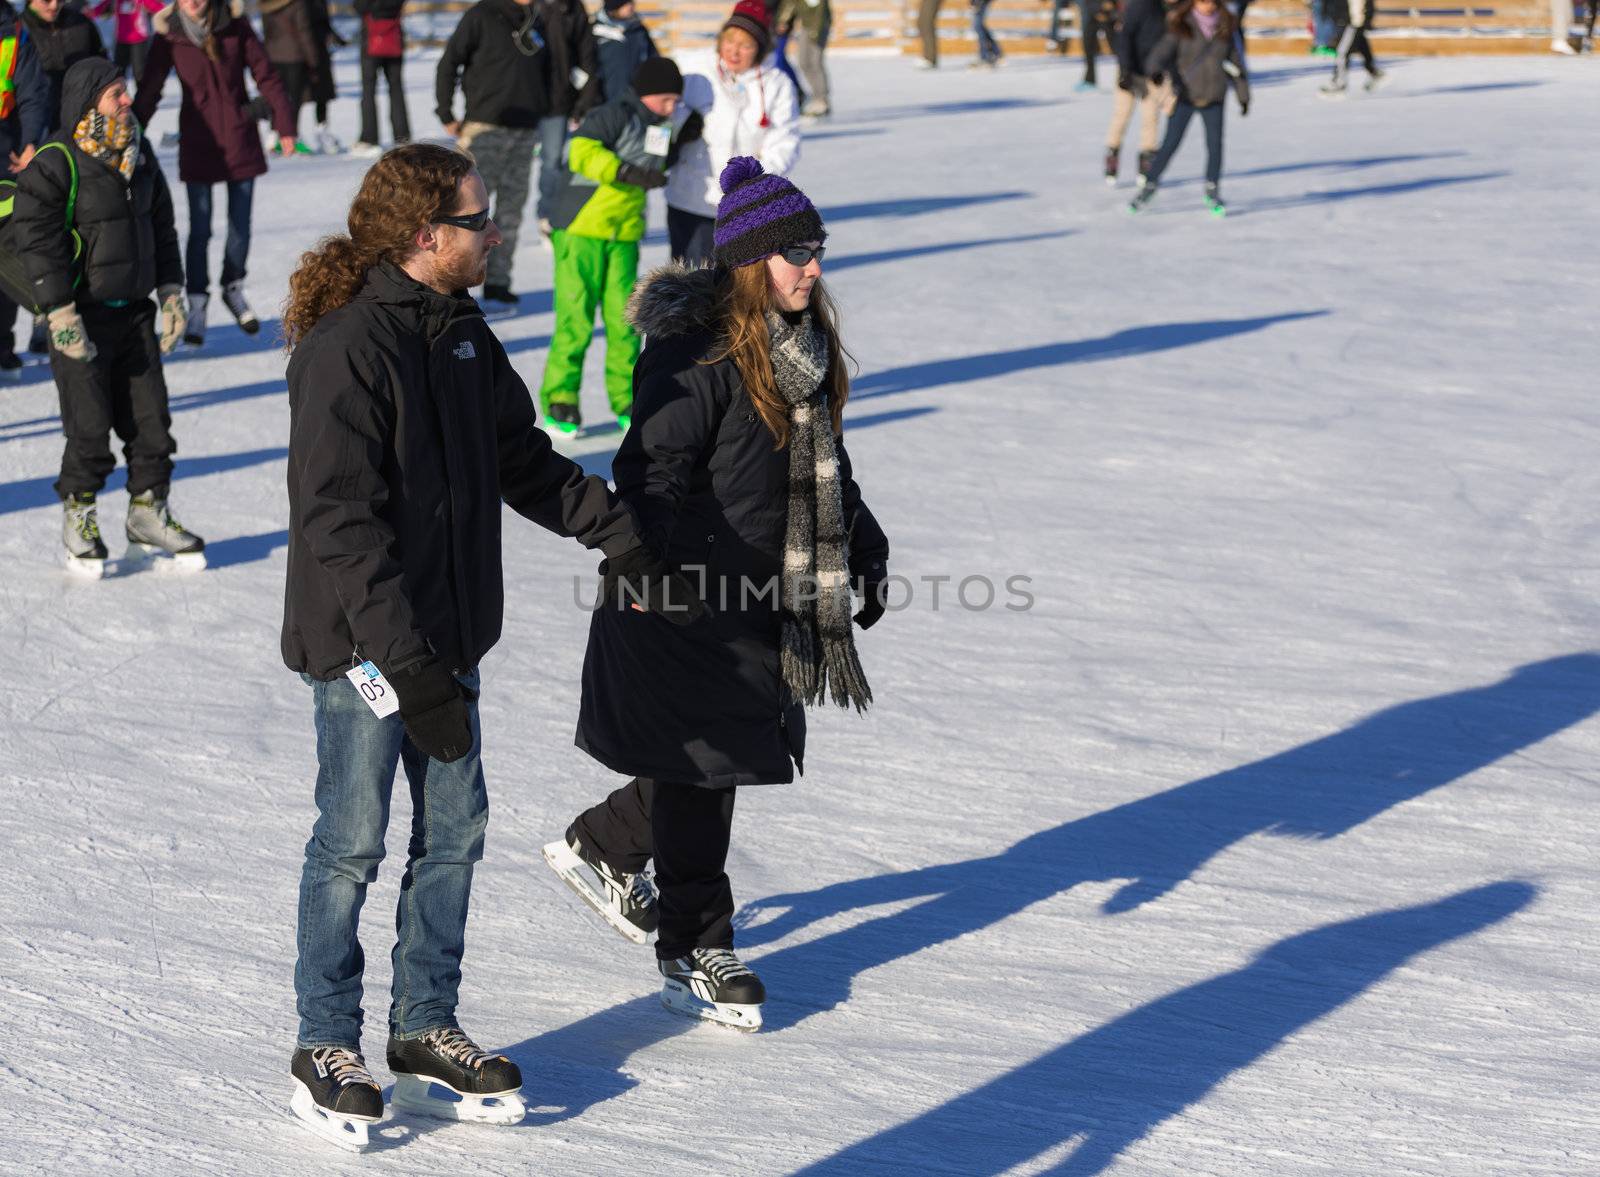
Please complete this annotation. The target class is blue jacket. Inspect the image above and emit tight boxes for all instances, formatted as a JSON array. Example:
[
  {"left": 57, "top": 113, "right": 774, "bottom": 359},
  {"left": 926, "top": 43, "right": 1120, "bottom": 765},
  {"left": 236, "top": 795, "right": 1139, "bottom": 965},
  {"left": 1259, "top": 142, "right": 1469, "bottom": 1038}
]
[
  {"left": 591, "top": 9, "right": 657, "bottom": 104},
  {"left": 1, "top": 0, "right": 51, "bottom": 178}
]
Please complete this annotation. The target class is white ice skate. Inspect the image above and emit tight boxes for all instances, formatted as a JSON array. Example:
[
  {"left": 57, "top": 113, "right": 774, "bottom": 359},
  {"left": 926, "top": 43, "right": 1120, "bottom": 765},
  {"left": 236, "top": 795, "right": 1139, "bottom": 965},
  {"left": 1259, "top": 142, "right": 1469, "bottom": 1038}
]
[
  {"left": 62, "top": 493, "right": 107, "bottom": 579},
  {"left": 290, "top": 1078, "right": 378, "bottom": 1153},
  {"left": 387, "top": 1027, "right": 526, "bottom": 1126},
  {"left": 542, "top": 834, "right": 658, "bottom": 945},
  {"left": 658, "top": 949, "right": 765, "bottom": 1032},
  {"left": 125, "top": 491, "right": 206, "bottom": 572}
]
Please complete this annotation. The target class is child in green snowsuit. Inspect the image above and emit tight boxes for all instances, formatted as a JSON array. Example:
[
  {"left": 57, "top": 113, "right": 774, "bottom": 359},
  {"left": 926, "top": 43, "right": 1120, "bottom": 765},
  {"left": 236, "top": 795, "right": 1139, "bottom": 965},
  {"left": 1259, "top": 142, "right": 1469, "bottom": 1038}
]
[{"left": 539, "top": 56, "right": 695, "bottom": 435}]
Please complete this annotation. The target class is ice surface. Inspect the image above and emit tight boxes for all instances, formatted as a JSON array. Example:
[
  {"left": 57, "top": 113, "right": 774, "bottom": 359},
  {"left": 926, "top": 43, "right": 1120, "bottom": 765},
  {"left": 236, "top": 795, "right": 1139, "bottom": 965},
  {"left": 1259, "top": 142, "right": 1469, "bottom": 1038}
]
[{"left": 0, "top": 49, "right": 1596, "bottom": 1176}]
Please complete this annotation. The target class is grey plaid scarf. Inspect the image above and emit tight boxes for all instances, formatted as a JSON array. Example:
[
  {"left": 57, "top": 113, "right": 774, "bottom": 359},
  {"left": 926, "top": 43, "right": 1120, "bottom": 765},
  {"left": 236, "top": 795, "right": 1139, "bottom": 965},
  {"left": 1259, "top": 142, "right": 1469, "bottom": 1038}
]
[{"left": 769, "top": 310, "right": 872, "bottom": 713}]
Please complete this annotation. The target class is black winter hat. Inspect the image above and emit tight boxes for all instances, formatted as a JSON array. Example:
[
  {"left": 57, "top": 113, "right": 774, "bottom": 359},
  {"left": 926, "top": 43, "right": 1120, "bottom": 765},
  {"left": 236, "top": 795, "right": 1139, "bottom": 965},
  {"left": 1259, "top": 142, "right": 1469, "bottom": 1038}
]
[
  {"left": 631, "top": 56, "right": 684, "bottom": 98},
  {"left": 60, "top": 57, "right": 124, "bottom": 133}
]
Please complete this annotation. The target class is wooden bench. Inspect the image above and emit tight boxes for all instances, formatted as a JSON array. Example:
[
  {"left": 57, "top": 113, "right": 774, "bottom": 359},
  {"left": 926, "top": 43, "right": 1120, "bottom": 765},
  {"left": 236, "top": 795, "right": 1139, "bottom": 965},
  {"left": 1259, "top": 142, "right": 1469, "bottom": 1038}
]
[{"left": 327, "top": 0, "right": 1569, "bottom": 55}]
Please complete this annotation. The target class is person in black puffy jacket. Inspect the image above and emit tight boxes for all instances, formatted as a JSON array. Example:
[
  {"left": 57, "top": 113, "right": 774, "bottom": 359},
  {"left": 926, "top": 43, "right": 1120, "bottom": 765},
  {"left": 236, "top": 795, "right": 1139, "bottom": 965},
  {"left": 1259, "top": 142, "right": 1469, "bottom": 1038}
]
[
  {"left": 1128, "top": 0, "right": 1248, "bottom": 216},
  {"left": 22, "top": 0, "right": 107, "bottom": 135},
  {"left": 13, "top": 57, "right": 197, "bottom": 571}
]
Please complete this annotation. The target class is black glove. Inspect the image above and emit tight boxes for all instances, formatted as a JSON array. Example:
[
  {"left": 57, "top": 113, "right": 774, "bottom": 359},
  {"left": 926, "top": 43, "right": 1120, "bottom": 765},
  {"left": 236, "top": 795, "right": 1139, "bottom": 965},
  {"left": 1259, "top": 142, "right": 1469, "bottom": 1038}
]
[
  {"left": 1150, "top": 71, "right": 1165, "bottom": 86},
  {"left": 853, "top": 577, "right": 888, "bottom": 631},
  {"left": 601, "top": 546, "right": 709, "bottom": 627},
  {"left": 615, "top": 163, "right": 667, "bottom": 190},
  {"left": 389, "top": 658, "right": 475, "bottom": 763},
  {"left": 677, "top": 110, "right": 704, "bottom": 148},
  {"left": 1239, "top": 100, "right": 1249, "bottom": 117}
]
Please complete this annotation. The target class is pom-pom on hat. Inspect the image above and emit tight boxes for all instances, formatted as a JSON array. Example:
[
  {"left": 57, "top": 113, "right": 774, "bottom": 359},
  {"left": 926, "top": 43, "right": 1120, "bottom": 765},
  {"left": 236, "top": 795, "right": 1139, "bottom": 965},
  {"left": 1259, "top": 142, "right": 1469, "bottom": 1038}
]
[
  {"left": 721, "top": 0, "right": 772, "bottom": 59},
  {"left": 713, "top": 157, "right": 826, "bottom": 270},
  {"left": 631, "top": 56, "right": 683, "bottom": 98}
]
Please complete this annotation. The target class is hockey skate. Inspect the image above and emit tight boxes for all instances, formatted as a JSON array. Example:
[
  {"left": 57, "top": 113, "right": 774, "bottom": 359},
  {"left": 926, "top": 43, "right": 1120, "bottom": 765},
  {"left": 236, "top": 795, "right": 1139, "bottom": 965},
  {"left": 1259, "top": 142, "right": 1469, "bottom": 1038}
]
[
  {"left": 125, "top": 489, "right": 206, "bottom": 571},
  {"left": 387, "top": 1027, "right": 526, "bottom": 1125},
  {"left": 62, "top": 493, "right": 108, "bottom": 578},
  {"left": 221, "top": 281, "right": 260, "bottom": 335},
  {"left": 658, "top": 948, "right": 765, "bottom": 1032},
  {"left": 289, "top": 1046, "right": 384, "bottom": 1153},
  {"left": 183, "top": 292, "right": 207, "bottom": 347},
  {"left": 543, "top": 828, "right": 659, "bottom": 944}
]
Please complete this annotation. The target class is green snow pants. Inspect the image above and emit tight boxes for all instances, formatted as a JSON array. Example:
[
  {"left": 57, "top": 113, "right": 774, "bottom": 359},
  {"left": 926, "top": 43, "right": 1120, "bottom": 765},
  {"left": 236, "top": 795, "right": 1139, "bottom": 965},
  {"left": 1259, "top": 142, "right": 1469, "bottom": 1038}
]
[{"left": 539, "top": 231, "right": 640, "bottom": 417}]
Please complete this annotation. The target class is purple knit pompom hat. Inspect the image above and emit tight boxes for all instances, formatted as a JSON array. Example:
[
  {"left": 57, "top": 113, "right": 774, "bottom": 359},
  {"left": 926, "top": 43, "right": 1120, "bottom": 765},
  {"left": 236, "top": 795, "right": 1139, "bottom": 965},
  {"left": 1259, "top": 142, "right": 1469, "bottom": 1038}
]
[{"left": 712, "top": 157, "right": 826, "bottom": 270}]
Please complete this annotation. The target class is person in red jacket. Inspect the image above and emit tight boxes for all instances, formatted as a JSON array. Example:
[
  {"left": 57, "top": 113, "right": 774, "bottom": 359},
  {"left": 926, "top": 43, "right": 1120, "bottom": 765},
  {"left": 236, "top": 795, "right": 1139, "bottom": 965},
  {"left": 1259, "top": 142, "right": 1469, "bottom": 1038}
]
[{"left": 133, "top": 0, "right": 296, "bottom": 347}]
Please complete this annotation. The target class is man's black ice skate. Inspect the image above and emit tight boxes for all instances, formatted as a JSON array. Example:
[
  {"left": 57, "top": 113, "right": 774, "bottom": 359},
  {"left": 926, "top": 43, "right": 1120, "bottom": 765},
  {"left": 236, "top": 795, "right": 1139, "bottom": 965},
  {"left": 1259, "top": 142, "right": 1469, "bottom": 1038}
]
[
  {"left": 1204, "top": 182, "right": 1227, "bottom": 218},
  {"left": 387, "top": 1026, "right": 526, "bottom": 1125},
  {"left": 543, "top": 825, "right": 659, "bottom": 944},
  {"left": 1128, "top": 182, "right": 1158, "bottom": 214},
  {"left": 658, "top": 948, "right": 765, "bottom": 1032},
  {"left": 1103, "top": 146, "right": 1119, "bottom": 186},
  {"left": 289, "top": 1046, "right": 384, "bottom": 1153}
]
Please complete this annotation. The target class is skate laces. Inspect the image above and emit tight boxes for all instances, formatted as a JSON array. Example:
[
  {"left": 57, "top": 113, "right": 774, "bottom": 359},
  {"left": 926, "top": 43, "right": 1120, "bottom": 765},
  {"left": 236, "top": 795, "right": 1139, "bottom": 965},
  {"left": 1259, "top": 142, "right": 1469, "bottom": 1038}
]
[
  {"left": 313, "top": 1046, "right": 376, "bottom": 1089},
  {"left": 624, "top": 869, "right": 657, "bottom": 911},
  {"left": 70, "top": 504, "right": 101, "bottom": 542},
  {"left": 421, "top": 1027, "right": 491, "bottom": 1069},
  {"left": 693, "top": 948, "right": 753, "bottom": 984}
]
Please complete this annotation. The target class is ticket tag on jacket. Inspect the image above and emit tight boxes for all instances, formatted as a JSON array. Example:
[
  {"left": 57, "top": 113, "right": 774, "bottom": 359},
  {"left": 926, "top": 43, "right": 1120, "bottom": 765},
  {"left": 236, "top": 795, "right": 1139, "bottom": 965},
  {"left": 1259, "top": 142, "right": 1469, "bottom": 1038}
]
[
  {"left": 346, "top": 660, "right": 400, "bottom": 718},
  {"left": 644, "top": 125, "right": 672, "bottom": 157}
]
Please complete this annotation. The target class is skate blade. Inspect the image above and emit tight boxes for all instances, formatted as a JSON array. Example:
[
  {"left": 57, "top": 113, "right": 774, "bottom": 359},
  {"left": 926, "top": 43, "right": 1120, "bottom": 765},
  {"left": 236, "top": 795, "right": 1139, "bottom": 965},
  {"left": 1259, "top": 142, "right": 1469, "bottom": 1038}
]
[
  {"left": 660, "top": 979, "right": 763, "bottom": 1032},
  {"left": 391, "top": 1073, "right": 526, "bottom": 1125},
  {"left": 542, "top": 840, "right": 651, "bottom": 945},
  {"left": 289, "top": 1080, "right": 376, "bottom": 1153},
  {"left": 65, "top": 554, "right": 106, "bottom": 580},
  {"left": 125, "top": 543, "right": 207, "bottom": 573}
]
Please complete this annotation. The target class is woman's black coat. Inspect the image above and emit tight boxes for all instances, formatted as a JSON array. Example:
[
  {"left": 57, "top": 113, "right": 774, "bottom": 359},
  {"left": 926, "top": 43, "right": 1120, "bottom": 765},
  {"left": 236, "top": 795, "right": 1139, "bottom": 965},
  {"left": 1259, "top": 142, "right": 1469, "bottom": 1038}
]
[{"left": 577, "top": 264, "right": 889, "bottom": 789}]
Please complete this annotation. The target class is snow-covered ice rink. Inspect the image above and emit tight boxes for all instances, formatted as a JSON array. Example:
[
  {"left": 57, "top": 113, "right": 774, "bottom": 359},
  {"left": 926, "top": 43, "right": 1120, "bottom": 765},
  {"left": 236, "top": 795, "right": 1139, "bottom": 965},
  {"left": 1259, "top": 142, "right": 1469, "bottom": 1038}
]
[{"left": 1, "top": 48, "right": 1596, "bottom": 1176}]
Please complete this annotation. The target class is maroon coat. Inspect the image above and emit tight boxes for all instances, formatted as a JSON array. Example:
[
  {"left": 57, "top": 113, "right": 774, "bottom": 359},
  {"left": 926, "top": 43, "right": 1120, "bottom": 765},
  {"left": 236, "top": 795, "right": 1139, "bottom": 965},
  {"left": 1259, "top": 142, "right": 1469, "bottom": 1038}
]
[{"left": 132, "top": 3, "right": 295, "bottom": 185}]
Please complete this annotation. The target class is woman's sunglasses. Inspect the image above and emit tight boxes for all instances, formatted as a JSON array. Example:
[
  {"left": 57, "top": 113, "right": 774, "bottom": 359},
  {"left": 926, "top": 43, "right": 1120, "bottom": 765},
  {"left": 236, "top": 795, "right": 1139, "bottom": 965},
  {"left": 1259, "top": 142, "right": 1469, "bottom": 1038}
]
[
  {"left": 779, "top": 244, "right": 826, "bottom": 266},
  {"left": 434, "top": 208, "right": 492, "bottom": 233}
]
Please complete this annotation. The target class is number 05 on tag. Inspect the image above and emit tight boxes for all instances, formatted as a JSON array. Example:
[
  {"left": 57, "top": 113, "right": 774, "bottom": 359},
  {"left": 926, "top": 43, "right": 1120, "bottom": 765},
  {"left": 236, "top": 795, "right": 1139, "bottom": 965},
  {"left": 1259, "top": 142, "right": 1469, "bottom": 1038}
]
[{"left": 346, "top": 659, "right": 400, "bottom": 718}]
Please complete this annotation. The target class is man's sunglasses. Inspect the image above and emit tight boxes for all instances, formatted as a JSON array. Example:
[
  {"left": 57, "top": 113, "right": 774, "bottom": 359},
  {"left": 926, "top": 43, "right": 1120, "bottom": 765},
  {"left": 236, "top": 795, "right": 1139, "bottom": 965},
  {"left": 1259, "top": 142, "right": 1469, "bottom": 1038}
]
[
  {"left": 779, "top": 244, "right": 826, "bottom": 266},
  {"left": 434, "top": 208, "right": 492, "bottom": 233}
]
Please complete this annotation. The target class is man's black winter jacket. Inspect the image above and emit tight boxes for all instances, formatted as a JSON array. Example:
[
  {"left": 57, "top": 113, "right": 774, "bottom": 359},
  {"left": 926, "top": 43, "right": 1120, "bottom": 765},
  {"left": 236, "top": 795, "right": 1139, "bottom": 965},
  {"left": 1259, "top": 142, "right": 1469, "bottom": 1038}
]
[
  {"left": 282, "top": 262, "right": 640, "bottom": 680},
  {"left": 435, "top": 0, "right": 554, "bottom": 129}
]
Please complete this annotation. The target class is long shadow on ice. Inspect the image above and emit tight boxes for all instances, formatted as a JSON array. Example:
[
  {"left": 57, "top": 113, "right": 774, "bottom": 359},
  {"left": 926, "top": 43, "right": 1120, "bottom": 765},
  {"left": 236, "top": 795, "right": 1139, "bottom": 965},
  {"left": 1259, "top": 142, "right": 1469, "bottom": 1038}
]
[
  {"left": 0, "top": 445, "right": 288, "bottom": 516},
  {"left": 737, "top": 654, "right": 1600, "bottom": 1032},
  {"left": 1, "top": 378, "right": 286, "bottom": 445},
  {"left": 827, "top": 231, "right": 1072, "bottom": 275},
  {"left": 1240, "top": 172, "right": 1509, "bottom": 214},
  {"left": 203, "top": 528, "right": 289, "bottom": 570},
  {"left": 494, "top": 657, "right": 1596, "bottom": 1125},
  {"left": 851, "top": 310, "right": 1327, "bottom": 400},
  {"left": 1165, "top": 151, "right": 1466, "bottom": 188},
  {"left": 821, "top": 191, "right": 1032, "bottom": 224},
  {"left": 1409, "top": 80, "right": 1546, "bottom": 96},
  {"left": 790, "top": 881, "right": 1535, "bottom": 1177}
]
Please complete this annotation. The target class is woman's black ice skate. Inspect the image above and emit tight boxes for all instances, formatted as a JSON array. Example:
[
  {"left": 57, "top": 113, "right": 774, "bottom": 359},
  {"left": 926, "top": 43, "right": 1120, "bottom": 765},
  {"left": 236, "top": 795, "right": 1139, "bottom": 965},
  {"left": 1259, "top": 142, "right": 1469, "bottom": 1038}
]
[
  {"left": 542, "top": 826, "right": 659, "bottom": 944},
  {"left": 1204, "top": 182, "right": 1228, "bottom": 218},
  {"left": 289, "top": 1046, "right": 384, "bottom": 1153},
  {"left": 658, "top": 948, "right": 766, "bottom": 1032},
  {"left": 387, "top": 1027, "right": 526, "bottom": 1125}
]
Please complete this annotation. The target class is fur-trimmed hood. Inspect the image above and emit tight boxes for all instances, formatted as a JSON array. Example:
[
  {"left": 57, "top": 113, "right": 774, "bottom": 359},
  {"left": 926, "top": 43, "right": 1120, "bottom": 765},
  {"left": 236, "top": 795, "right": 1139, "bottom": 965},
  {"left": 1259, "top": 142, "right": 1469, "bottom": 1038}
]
[{"left": 627, "top": 262, "right": 721, "bottom": 341}]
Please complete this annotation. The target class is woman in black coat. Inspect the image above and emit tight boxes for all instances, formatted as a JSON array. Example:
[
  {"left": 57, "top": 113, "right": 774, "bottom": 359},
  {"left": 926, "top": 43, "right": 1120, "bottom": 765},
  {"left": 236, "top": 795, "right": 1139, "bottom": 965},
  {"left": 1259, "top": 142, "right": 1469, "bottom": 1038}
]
[{"left": 544, "top": 157, "right": 889, "bottom": 1033}]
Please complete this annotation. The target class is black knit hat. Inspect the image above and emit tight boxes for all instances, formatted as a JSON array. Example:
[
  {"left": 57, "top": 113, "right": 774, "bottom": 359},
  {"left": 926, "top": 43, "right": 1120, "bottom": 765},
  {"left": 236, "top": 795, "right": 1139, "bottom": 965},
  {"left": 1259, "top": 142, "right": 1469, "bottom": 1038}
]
[
  {"left": 713, "top": 157, "right": 826, "bottom": 270},
  {"left": 631, "top": 56, "right": 684, "bottom": 99}
]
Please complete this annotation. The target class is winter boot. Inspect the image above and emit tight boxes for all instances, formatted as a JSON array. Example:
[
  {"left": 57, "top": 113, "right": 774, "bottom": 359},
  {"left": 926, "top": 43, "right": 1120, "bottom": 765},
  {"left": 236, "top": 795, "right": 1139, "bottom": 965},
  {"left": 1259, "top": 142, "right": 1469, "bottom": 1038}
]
[
  {"left": 1204, "top": 182, "right": 1227, "bottom": 218},
  {"left": 387, "top": 1027, "right": 526, "bottom": 1124},
  {"left": 545, "top": 402, "right": 581, "bottom": 437},
  {"left": 1103, "top": 146, "right": 1120, "bottom": 186},
  {"left": 543, "top": 825, "right": 659, "bottom": 944},
  {"left": 659, "top": 948, "right": 766, "bottom": 1031},
  {"left": 289, "top": 1046, "right": 383, "bottom": 1153},
  {"left": 183, "top": 292, "right": 208, "bottom": 347},
  {"left": 221, "top": 281, "right": 260, "bottom": 335},
  {"left": 126, "top": 488, "right": 206, "bottom": 570},
  {"left": 62, "top": 492, "right": 108, "bottom": 577}
]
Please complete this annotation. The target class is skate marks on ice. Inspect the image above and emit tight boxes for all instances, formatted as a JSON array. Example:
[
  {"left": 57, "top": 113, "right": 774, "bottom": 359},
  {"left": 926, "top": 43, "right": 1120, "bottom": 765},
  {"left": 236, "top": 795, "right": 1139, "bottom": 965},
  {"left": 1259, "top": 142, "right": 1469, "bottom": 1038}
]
[
  {"left": 792, "top": 882, "right": 1536, "bottom": 1177},
  {"left": 848, "top": 311, "right": 1329, "bottom": 403},
  {"left": 738, "top": 655, "right": 1600, "bottom": 1032}
]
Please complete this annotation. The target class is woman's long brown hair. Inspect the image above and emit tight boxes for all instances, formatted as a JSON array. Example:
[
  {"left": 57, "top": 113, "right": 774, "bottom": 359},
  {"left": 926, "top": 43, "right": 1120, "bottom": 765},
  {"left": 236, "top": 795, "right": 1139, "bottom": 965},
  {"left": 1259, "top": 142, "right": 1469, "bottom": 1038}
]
[
  {"left": 705, "top": 262, "right": 853, "bottom": 450},
  {"left": 282, "top": 144, "right": 475, "bottom": 349}
]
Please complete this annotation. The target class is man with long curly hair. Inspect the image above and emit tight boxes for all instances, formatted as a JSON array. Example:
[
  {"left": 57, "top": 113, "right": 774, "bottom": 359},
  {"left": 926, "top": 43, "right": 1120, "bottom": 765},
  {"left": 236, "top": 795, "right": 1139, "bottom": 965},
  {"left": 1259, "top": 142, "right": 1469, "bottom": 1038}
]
[{"left": 277, "top": 143, "right": 698, "bottom": 1151}]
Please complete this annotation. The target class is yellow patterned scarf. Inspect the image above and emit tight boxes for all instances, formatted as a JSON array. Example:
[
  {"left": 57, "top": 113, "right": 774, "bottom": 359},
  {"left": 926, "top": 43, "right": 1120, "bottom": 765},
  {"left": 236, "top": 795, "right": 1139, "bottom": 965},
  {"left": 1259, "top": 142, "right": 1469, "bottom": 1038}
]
[{"left": 73, "top": 110, "right": 140, "bottom": 181}]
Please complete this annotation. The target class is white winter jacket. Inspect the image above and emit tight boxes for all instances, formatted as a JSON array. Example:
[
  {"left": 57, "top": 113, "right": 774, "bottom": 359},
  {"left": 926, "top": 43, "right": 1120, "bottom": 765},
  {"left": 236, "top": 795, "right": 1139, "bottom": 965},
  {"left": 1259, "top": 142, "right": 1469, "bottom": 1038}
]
[{"left": 664, "top": 52, "right": 802, "bottom": 220}]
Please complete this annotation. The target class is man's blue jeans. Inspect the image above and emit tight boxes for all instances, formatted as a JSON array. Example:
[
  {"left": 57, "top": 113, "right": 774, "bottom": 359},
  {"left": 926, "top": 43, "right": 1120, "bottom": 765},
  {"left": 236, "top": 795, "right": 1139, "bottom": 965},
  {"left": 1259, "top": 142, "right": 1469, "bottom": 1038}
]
[
  {"left": 184, "top": 179, "right": 254, "bottom": 295},
  {"left": 293, "top": 668, "right": 488, "bottom": 1049}
]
